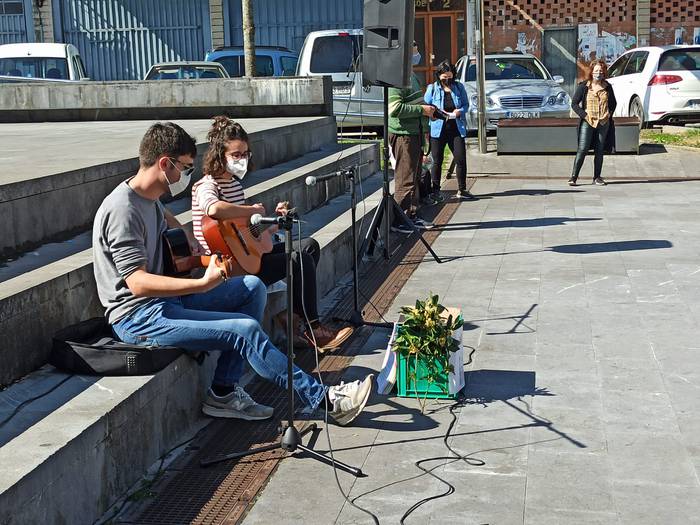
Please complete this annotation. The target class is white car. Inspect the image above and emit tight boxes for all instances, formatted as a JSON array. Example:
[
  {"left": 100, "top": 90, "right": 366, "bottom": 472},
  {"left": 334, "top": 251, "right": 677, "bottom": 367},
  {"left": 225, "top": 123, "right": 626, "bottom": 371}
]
[
  {"left": 296, "top": 29, "right": 384, "bottom": 130},
  {"left": 456, "top": 53, "right": 571, "bottom": 130},
  {"left": 0, "top": 42, "right": 89, "bottom": 81},
  {"left": 607, "top": 45, "right": 700, "bottom": 126}
]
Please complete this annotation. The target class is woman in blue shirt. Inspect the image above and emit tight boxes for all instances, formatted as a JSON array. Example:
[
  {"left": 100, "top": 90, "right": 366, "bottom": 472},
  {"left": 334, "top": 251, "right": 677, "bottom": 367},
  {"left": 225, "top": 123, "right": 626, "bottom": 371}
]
[{"left": 424, "top": 60, "right": 476, "bottom": 201}]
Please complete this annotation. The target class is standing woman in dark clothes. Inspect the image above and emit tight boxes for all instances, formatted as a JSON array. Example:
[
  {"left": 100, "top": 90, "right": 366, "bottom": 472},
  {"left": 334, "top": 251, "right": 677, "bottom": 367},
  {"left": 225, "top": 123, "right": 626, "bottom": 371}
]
[
  {"left": 569, "top": 59, "right": 618, "bottom": 186},
  {"left": 424, "top": 59, "right": 476, "bottom": 201}
]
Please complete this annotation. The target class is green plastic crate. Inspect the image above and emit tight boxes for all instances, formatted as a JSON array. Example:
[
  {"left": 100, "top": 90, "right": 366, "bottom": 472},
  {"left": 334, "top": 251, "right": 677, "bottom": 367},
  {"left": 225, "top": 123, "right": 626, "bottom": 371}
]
[{"left": 396, "top": 351, "right": 457, "bottom": 400}]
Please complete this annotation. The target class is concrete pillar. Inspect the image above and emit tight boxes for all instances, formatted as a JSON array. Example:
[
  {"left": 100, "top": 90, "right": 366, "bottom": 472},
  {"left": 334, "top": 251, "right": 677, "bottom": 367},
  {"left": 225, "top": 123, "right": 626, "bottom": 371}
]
[
  {"left": 636, "top": 0, "right": 650, "bottom": 47},
  {"left": 210, "top": 0, "right": 225, "bottom": 50},
  {"left": 32, "top": 0, "right": 54, "bottom": 43}
]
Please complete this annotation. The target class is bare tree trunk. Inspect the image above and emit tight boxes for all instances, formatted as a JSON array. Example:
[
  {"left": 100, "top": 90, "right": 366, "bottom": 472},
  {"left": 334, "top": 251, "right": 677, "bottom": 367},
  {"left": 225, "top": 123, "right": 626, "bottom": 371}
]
[{"left": 241, "top": 0, "right": 256, "bottom": 77}]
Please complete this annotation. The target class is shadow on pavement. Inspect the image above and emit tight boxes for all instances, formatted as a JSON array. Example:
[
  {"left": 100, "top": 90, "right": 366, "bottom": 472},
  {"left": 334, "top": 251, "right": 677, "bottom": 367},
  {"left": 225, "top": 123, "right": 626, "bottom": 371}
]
[{"left": 435, "top": 216, "right": 600, "bottom": 231}]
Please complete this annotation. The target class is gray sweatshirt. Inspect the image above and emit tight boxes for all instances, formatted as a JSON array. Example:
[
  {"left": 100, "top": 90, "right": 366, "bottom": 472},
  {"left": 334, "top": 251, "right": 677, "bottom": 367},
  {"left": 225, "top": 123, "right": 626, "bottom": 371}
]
[{"left": 92, "top": 180, "right": 166, "bottom": 324}]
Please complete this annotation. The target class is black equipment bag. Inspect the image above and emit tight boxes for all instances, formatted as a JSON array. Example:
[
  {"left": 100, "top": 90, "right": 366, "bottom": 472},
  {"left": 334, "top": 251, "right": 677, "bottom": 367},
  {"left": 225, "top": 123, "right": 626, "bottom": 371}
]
[{"left": 51, "top": 317, "right": 186, "bottom": 376}]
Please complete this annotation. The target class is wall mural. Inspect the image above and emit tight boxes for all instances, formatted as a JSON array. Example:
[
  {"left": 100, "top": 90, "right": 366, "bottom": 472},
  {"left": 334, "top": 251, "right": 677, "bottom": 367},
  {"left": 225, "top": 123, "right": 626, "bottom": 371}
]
[{"left": 577, "top": 23, "right": 636, "bottom": 64}]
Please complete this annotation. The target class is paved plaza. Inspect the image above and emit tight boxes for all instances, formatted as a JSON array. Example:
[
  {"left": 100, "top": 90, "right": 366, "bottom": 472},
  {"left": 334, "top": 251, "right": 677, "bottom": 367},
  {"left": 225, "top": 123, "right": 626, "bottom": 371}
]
[{"left": 242, "top": 145, "right": 700, "bottom": 525}]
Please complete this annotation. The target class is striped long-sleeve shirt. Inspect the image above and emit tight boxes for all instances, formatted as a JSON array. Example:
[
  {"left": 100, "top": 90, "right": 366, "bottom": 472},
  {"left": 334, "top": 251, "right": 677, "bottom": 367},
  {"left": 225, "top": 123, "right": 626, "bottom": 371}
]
[
  {"left": 191, "top": 174, "right": 245, "bottom": 254},
  {"left": 388, "top": 72, "right": 429, "bottom": 136}
]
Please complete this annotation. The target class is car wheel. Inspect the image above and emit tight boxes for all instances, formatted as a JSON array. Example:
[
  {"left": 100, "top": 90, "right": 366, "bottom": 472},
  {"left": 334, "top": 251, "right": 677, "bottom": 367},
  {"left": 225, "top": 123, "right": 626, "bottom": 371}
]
[{"left": 630, "top": 97, "right": 646, "bottom": 129}]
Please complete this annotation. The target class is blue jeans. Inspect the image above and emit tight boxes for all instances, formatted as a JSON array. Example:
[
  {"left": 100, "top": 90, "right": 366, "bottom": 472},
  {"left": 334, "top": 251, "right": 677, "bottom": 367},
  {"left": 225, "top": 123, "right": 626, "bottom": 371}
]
[{"left": 112, "top": 275, "right": 326, "bottom": 410}]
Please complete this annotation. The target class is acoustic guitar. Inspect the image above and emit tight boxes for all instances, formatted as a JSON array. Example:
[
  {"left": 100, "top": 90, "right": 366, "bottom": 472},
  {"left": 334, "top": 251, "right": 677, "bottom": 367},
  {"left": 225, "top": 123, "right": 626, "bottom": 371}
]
[
  {"left": 200, "top": 202, "right": 291, "bottom": 276},
  {"left": 162, "top": 228, "right": 236, "bottom": 280}
]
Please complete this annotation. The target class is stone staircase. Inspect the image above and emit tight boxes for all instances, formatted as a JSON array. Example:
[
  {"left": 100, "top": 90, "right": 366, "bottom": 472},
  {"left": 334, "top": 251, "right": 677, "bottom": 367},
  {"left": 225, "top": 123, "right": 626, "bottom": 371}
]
[{"left": 0, "top": 117, "right": 383, "bottom": 524}]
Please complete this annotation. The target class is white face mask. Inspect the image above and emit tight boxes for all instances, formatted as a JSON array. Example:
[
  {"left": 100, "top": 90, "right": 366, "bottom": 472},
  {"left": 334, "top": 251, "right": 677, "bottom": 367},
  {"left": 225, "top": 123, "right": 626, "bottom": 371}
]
[
  {"left": 593, "top": 72, "right": 603, "bottom": 81},
  {"left": 164, "top": 158, "right": 192, "bottom": 197},
  {"left": 226, "top": 157, "right": 248, "bottom": 179},
  {"left": 412, "top": 52, "right": 421, "bottom": 66}
]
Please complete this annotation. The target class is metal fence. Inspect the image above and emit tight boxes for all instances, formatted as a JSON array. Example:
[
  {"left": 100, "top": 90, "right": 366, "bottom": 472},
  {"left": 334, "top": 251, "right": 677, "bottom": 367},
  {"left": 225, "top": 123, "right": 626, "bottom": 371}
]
[
  {"left": 53, "top": 0, "right": 211, "bottom": 80},
  {"left": 225, "top": 0, "right": 362, "bottom": 52}
]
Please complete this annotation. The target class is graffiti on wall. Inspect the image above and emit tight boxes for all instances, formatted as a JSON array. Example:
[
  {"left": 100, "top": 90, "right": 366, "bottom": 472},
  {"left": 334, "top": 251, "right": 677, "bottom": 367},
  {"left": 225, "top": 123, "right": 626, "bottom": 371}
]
[
  {"left": 578, "top": 23, "right": 636, "bottom": 64},
  {"left": 515, "top": 32, "right": 538, "bottom": 54},
  {"left": 651, "top": 26, "right": 700, "bottom": 45}
]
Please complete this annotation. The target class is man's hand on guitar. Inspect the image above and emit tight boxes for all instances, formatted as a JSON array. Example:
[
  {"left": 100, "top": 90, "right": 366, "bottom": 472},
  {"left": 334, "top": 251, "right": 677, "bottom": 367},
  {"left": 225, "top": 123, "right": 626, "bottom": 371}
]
[{"left": 201, "top": 254, "right": 227, "bottom": 291}]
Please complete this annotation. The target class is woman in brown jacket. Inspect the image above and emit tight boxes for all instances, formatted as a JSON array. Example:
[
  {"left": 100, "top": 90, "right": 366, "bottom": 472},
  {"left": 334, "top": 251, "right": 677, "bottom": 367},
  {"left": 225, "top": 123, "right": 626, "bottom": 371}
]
[{"left": 569, "top": 59, "right": 618, "bottom": 186}]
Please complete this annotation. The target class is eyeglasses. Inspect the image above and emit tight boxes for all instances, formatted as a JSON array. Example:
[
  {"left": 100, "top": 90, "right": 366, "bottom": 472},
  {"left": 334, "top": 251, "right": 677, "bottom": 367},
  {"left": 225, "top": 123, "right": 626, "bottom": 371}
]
[
  {"left": 168, "top": 157, "right": 195, "bottom": 176},
  {"left": 227, "top": 151, "right": 253, "bottom": 161}
]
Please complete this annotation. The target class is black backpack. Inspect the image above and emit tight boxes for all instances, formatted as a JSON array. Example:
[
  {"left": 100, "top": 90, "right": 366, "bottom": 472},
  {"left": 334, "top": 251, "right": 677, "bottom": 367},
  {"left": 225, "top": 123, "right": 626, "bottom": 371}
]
[{"left": 50, "top": 317, "right": 198, "bottom": 376}]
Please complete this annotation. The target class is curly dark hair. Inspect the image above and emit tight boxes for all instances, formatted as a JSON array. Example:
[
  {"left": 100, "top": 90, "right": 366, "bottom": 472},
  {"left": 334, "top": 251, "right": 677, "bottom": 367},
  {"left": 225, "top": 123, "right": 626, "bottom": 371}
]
[{"left": 203, "top": 116, "right": 250, "bottom": 178}]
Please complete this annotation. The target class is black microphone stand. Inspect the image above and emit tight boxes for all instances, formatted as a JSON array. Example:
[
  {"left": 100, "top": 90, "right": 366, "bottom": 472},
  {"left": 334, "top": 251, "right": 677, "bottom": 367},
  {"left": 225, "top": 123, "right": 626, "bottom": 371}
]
[
  {"left": 200, "top": 213, "right": 365, "bottom": 477},
  {"left": 337, "top": 166, "right": 392, "bottom": 329}
]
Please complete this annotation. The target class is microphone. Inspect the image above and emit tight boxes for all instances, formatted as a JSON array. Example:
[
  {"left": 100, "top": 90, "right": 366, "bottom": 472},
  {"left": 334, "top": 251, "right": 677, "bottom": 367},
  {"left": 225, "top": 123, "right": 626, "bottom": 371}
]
[
  {"left": 305, "top": 169, "right": 353, "bottom": 186},
  {"left": 250, "top": 214, "right": 283, "bottom": 226}
]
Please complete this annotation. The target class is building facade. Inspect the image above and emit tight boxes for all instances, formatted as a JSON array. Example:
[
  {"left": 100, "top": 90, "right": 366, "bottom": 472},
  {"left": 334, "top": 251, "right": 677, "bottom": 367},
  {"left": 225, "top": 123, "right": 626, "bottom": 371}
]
[{"left": 0, "top": 0, "right": 695, "bottom": 83}]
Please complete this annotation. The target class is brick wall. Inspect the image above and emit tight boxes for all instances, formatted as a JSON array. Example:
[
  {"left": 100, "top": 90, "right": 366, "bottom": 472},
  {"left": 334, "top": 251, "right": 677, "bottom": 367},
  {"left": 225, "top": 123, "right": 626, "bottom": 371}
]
[
  {"left": 210, "top": 0, "right": 225, "bottom": 49},
  {"left": 650, "top": 0, "right": 700, "bottom": 45},
  {"left": 478, "top": 0, "right": 700, "bottom": 80},
  {"left": 31, "top": 0, "right": 54, "bottom": 43}
]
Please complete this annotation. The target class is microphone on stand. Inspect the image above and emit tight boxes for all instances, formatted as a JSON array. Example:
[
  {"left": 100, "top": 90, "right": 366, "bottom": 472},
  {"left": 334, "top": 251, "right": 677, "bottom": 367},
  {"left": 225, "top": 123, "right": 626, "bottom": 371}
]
[
  {"left": 305, "top": 168, "right": 354, "bottom": 187},
  {"left": 250, "top": 214, "right": 285, "bottom": 226}
]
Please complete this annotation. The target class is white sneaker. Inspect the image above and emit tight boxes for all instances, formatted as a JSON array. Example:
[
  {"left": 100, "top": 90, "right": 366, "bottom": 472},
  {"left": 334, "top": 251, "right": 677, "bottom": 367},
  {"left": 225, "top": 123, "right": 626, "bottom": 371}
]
[
  {"left": 202, "top": 385, "right": 274, "bottom": 420},
  {"left": 328, "top": 374, "right": 373, "bottom": 426}
]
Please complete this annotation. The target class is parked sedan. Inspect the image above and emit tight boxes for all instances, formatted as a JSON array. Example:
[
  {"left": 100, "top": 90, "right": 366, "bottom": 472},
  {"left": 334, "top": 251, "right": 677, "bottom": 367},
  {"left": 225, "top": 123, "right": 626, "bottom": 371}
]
[
  {"left": 456, "top": 53, "right": 571, "bottom": 130},
  {"left": 607, "top": 45, "right": 700, "bottom": 127},
  {"left": 144, "top": 61, "right": 229, "bottom": 80}
]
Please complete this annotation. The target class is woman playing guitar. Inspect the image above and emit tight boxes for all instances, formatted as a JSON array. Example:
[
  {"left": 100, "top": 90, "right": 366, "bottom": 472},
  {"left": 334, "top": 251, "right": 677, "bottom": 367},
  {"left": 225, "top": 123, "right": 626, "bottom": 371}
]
[{"left": 191, "top": 116, "right": 353, "bottom": 353}]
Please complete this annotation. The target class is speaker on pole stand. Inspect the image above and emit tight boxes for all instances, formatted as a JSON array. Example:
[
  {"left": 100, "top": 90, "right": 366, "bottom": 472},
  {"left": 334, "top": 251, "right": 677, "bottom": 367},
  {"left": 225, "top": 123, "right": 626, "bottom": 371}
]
[
  {"left": 335, "top": 0, "right": 442, "bottom": 329},
  {"left": 358, "top": 0, "right": 442, "bottom": 271}
]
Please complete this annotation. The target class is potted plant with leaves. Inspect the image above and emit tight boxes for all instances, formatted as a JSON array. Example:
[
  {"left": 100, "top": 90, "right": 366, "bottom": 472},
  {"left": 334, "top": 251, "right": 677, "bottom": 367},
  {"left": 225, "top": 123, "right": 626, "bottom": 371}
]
[{"left": 393, "top": 294, "right": 464, "bottom": 412}]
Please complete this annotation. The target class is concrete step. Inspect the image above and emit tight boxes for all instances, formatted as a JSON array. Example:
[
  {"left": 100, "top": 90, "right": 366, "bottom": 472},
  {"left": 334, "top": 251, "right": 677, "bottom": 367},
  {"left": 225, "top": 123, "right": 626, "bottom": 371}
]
[
  {"left": 0, "top": 142, "right": 378, "bottom": 386},
  {"left": 0, "top": 116, "right": 337, "bottom": 256},
  {"left": 0, "top": 175, "right": 385, "bottom": 524}
]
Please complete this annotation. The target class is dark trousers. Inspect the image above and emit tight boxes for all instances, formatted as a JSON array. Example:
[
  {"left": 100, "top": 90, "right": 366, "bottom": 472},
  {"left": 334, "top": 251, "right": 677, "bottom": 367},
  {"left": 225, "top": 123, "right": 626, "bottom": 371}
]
[
  {"left": 256, "top": 237, "right": 320, "bottom": 322},
  {"left": 430, "top": 122, "right": 467, "bottom": 192},
  {"left": 389, "top": 133, "right": 421, "bottom": 223},
  {"left": 572, "top": 120, "right": 610, "bottom": 180}
]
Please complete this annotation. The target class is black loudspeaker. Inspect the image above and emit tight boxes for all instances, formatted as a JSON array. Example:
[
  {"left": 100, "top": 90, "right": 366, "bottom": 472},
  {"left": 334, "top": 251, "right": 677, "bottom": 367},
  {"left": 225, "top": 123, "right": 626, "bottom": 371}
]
[{"left": 362, "top": 0, "right": 415, "bottom": 88}]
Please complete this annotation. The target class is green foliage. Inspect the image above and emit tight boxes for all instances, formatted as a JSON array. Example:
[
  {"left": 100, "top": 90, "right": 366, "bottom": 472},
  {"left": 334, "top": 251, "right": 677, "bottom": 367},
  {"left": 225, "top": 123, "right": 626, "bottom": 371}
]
[{"left": 393, "top": 294, "right": 463, "bottom": 411}]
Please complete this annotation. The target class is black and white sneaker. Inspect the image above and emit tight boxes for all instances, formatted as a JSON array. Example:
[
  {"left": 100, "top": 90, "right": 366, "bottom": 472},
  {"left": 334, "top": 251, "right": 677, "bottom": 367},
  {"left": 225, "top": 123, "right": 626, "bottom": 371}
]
[
  {"left": 391, "top": 223, "right": 414, "bottom": 234},
  {"left": 430, "top": 191, "right": 446, "bottom": 204},
  {"left": 593, "top": 177, "right": 607, "bottom": 186},
  {"left": 413, "top": 217, "right": 434, "bottom": 230},
  {"left": 568, "top": 177, "right": 577, "bottom": 186},
  {"left": 456, "top": 190, "right": 477, "bottom": 201}
]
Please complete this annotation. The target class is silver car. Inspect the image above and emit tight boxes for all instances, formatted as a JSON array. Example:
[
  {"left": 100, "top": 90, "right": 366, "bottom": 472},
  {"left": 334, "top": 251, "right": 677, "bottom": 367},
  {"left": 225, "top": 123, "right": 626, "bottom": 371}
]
[{"left": 456, "top": 53, "right": 571, "bottom": 130}]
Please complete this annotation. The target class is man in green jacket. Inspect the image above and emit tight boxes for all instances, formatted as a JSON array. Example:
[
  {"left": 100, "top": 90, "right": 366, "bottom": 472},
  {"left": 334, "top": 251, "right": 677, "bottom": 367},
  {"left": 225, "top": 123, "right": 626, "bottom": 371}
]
[{"left": 388, "top": 42, "right": 435, "bottom": 234}]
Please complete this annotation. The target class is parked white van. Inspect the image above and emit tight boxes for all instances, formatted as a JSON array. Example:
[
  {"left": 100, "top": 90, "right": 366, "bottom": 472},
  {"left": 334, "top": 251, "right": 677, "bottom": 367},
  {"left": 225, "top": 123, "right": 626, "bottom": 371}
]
[
  {"left": 0, "top": 43, "right": 89, "bottom": 81},
  {"left": 296, "top": 29, "right": 384, "bottom": 130}
]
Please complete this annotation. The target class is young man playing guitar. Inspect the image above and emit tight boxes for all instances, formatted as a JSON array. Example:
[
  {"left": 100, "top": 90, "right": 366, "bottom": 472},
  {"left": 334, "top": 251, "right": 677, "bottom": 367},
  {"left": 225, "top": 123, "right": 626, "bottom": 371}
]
[
  {"left": 191, "top": 116, "right": 353, "bottom": 353},
  {"left": 92, "top": 122, "right": 372, "bottom": 424}
]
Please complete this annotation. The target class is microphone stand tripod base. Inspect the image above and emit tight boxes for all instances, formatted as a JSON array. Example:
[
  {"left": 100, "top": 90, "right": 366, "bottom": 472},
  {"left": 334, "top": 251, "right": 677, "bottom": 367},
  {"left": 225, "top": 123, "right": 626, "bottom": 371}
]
[{"left": 200, "top": 213, "right": 365, "bottom": 479}]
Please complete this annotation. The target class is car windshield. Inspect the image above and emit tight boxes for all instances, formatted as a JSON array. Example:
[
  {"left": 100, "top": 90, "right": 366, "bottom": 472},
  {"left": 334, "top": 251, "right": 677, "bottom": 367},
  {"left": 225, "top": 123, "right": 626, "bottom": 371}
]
[
  {"left": 0, "top": 57, "right": 69, "bottom": 79},
  {"left": 146, "top": 66, "right": 225, "bottom": 80},
  {"left": 465, "top": 57, "right": 548, "bottom": 81},
  {"left": 658, "top": 50, "right": 700, "bottom": 71},
  {"left": 214, "top": 55, "right": 274, "bottom": 77},
  {"left": 310, "top": 35, "right": 362, "bottom": 74}
]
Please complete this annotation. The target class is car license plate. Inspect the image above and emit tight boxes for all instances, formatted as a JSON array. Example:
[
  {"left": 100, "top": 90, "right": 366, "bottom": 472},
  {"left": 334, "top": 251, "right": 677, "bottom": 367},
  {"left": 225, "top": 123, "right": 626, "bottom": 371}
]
[
  {"left": 333, "top": 85, "right": 352, "bottom": 96},
  {"left": 505, "top": 111, "right": 541, "bottom": 119}
]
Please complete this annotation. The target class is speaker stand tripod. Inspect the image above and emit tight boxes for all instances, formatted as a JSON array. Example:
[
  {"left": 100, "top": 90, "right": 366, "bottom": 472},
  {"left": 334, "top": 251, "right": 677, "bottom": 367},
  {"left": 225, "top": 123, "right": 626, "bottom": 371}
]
[{"left": 200, "top": 214, "right": 365, "bottom": 477}]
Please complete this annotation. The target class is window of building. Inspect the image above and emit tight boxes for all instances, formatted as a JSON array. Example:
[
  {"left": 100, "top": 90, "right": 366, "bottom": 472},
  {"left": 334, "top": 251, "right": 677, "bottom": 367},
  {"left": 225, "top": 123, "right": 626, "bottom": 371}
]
[{"left": 0, "top": 1, "right": 24, "bottom": 15}]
